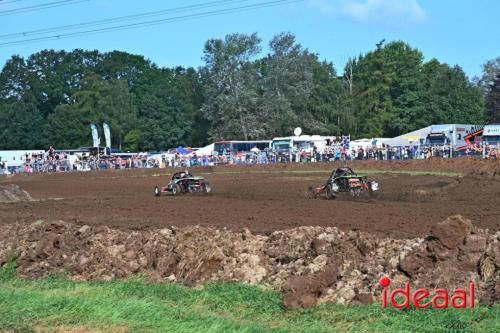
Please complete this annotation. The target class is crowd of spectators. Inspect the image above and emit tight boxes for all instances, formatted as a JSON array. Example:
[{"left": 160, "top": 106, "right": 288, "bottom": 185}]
[
  {"left": 1, "top": 141, "right": 499, "bottom": 175},
  {"left": 148, "top": 141, "right": 500, "bottom": 168}
]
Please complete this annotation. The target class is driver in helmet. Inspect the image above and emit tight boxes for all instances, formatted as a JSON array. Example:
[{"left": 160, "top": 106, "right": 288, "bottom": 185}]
[{"left": 180, "top": 169, "right": 191, "bottom": 178}]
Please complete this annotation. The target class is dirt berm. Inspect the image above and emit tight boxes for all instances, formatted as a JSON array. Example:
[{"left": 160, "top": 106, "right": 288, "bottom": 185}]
[
  {"left": 0, "top": 184, "right": 32, "bottom": 203},
  {"left": 0, "top": 215, "right": 498, "bottom": 308}
]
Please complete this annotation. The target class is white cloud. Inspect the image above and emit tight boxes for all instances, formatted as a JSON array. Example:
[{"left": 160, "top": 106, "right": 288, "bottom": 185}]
[{"left": 310, "top": 0, "right": 427, "bottom": 25}]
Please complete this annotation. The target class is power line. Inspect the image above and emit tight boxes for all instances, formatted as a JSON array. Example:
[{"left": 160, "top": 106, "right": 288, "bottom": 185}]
[
  {"left": 0, "top": 0, "right": 89, "bottom": 16},
  {"left": 0, "top": 0, "right": 252, "bottom": 40},
  {"left": 0, "top": 0, "right": 303, "bottom": 47},
  {"left": 0, "top": 0, "right": 23, "bottom": 5}
]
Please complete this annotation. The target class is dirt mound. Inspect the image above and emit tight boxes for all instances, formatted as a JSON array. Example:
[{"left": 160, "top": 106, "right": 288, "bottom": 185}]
[
  {"left": 400, "top": 215, "right": 500, "bottom": 306},
  {"left": 465, "top": 162, "right": 500, "bottom": 178},
  {"left": 0, "top": 215, "right": 498, "bottom": 308},
  {"left": 0, "top": 184, "right": 32, "bottom": 203}
]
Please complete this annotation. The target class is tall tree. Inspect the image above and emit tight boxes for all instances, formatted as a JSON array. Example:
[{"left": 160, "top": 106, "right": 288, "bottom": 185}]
[
  {"left": 307, "top": 60, "right": 344, "bottom": 135},
  {"left": 477, "top": 57, "right": 500, "bottom": 94},
  {"left": 0, "top": 40, "right": 489, "bottom": 150},
  {"left": 171, "top": 67, "right": 206, "bottom": 147},
  {"left": 44, "top": 74, "right": 136, "bottom": 149},
  {"left": 260, "top": 32, "right": 317, "bottom": 135},
  {"left": 420, "top": 61, "right": 485, "bottom": 125},
  {"left": 346, "top": 41, "right": 485, "bottom": 138},
  {"left": 105, "top": 79, "right": 136, "bottom": 149},
  {"left": 0, "top": 100, "right": 44, "bottom": 149},
  {"left": 201, "top": 33, "right": 263, "bottom": 140},
  {"left": 133, "top": 66, "right": 193, "bottom": 151},
  {"left": 0, "top": 55, "right": 30, "bottom": 102},
  {"left": 350, "top": 44, "right": 394, "bottom": 137},
  {"left": 339, "top": 58, "right": 358, "bottom": 135},
  {"left": 486, "top": 73, "right": 500, "bottom": 123}
]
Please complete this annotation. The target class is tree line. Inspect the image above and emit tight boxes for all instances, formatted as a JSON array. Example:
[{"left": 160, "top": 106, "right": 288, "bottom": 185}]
[{"left": 0, "top": 32, "right": 499, "bottom": 151}]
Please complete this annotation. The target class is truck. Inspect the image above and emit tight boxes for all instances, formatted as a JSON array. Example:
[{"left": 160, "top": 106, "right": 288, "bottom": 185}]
[
  {"left": 481, "top": 124, "right": 500, "bottom": 146},
  {"left": 424, "top": 124, "right": 479, "bottom": 151}
]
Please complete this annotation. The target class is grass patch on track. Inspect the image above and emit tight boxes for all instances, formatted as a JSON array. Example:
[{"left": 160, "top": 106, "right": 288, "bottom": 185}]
[
  {"left": 198, "top": 169, "right": 461, "bottom": 177},
  {"left": 0, "top": 264, "right": 497, "bottom": 333},
  {"left": 354, "top": 169, "right": 461, "bottom": 177},
  {"left": 81, "top": 169, "right": 461, "bottom": 180}
]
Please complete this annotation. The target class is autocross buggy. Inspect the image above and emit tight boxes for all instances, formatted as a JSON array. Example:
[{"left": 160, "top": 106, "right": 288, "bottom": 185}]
[
  {"left": 307, "top": 167, "right": 379, "bottom": 199},
  {"left": 154, "top": 171, "right": 212, "bottom": 196}
]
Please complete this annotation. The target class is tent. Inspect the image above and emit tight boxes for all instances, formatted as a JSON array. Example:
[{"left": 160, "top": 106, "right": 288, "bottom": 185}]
[
  {"left": 188, "top": 143, "right": 214, "bottom": 157},
  {"left": 384, "top": 126, "right": 433, "bottom": 147},
  {"left": 350, "top": 138, "right": 389, "bottom": 149}
]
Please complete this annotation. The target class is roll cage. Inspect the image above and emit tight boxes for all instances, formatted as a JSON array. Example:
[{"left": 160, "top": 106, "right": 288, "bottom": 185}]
[
  {"left": 328, "top": 167, "right": 364, "bottom": 181},
  {"left": 172, "top": 172, "right": 193, "bottom": 180}
]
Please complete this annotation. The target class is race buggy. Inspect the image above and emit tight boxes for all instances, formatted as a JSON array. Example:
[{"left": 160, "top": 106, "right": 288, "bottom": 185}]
[
  {"left": 307, "top": 167, "right": 379, "bottom": 199},
  {"left": 154, "top": 171, "right": 212, "bottom": 196}
]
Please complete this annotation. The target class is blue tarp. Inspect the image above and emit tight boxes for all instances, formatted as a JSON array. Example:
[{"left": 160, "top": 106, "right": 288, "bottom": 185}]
[{"left": 176, "top": 146, "right": 192, "bottom": 155}]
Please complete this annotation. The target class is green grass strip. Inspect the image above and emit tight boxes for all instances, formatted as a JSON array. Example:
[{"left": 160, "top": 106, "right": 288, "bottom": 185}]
[
  {"left": 194, "top": 169, "right": 461, "bottom": 177},
  {"left": 0, "top": 265, "right": 497, "bottom": 333}
]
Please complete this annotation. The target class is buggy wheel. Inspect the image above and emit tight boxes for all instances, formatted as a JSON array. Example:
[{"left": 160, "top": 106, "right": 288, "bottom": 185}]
[
  {"left": 154, "top": 185, "right": 161, "bottom": 197},
  {"left": 171, "top": 184, "right": 181, "bottom": 196},
  {"left": 325, "top": 184, "right": 336, "bottom": 200},
  {"left": 203, "top": 181, "right": 212, "bottom": 193},
  {"left": 367, "top": 181, "right": 378, "bottom": 197}
]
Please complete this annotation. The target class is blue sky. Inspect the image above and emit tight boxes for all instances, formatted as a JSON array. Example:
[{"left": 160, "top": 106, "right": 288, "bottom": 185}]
[{"left": 0, "top": 0, "right": 499, "bottom": 78}]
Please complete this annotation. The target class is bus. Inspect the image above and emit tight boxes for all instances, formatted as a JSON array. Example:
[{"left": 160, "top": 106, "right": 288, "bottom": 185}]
[{"left": 213, "top": 140, "right": 271, "bottom": 156}]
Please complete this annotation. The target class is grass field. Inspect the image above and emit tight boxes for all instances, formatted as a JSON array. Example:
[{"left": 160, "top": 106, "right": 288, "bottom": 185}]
[{"left": 0, "top": 264, "right": 498, "bottom": 333}]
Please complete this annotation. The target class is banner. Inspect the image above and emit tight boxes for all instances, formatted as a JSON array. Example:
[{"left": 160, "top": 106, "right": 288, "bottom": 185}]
[
  {"left": 343, "top": 135, "right": 350, "bottom": 149},
  {"left": 90, "top": 124, "right": 100, "bottom": 148},
  {"left": 103, "top": 123, "right": 111, "bottom": 148}
]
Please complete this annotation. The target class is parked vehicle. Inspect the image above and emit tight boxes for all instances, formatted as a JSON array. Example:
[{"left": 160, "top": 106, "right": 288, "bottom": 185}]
[
  {"left": 482, "top": 124, "right": 500, "bottom": 146},
  {"left": 424, "top": 124, "right": 478, "bottom": 150},
  {"left": 213, "top": 140, "right": 271, "bottom": 157},
  {"left": 271, "top": 135, "right": 334, "bottom": 162}
]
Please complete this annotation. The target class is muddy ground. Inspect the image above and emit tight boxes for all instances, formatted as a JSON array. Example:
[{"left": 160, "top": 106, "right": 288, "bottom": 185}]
[
  {"left": 0, "top": 216, "right": 498, "bottom": 307},
  {"left": 1, "top": 159, "right": 499, "bottom": 238}
]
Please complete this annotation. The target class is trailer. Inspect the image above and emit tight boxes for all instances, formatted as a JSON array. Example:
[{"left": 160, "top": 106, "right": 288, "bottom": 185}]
[
  {"left": 271, "top": 135, "right": 330, "bottom": 162},
  {"left": 424, "top": 124, "right": 479, "bottom": 150},
  {"left": 213, "top": 141, "right": 271, "bottom": 157},
  {"left": 0, "top": 150, "right": 45, "bottom": 173},
  {"left": 482, "top": 124, "right": 500, "bottom": 146}
]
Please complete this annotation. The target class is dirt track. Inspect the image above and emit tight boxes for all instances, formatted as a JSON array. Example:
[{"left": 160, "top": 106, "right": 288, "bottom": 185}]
[{"left": 1, "top": 159, "right": 500, "bottom": 238}]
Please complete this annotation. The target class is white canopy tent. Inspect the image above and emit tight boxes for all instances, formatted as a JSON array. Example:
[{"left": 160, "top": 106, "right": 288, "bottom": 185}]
[
  {"left": 189, "top": 143, "right": 214, "bottom": 157},
  {"left": 350, "top": 138, "right": 389, "bottom": 149},
  {"left": 383, "top": 126, "right": 433, "bottom": 147}
]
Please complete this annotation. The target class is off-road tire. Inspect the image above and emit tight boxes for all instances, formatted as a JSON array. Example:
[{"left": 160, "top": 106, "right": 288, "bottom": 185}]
[
  {"left": 325, "top": 184, "right": 335, "bottom": 200},
  {"left": 171, "top": 184, "right": 181, "bottom": 196},
  {"left": 203, "top": 181, "right": 212, "bottom": 194},
  {"left": 154, "top": 185, "right": 161, "bottom": 197}
]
